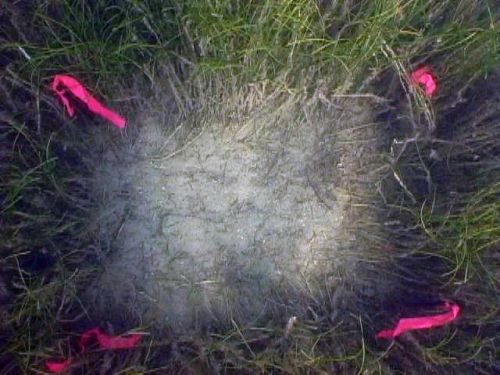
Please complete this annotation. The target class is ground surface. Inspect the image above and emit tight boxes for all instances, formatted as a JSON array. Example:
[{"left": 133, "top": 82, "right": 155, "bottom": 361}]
[
  {"left": 86, "top": 96, "right": 384, "bottom": 331},
  {"left": 1, "top": 2, "right": 498, "bottom": 373}
]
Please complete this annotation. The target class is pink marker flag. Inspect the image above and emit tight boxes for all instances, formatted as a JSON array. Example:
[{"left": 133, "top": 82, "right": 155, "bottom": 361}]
[
  {"left": 45, "top": 328, "right": 142, "bottom": 373},
  {"left": 410, "top": 66, "right": 438, "bottom": 97},
  {"left": 377, "top": 302, "right": 460, "bottom": 339},
  {"left": 45, "top": 359, "right": 74, "bottom": 374},
  {"left": 79, "top": 327, "right": 142, "bottom": 351},
  {"left": 51, "top": 74, "right": 126, "bottom": 128}
]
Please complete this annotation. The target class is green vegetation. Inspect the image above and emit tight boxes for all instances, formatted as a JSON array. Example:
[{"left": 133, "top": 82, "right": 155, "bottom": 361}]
[
  {"left": 424, "top": 183, "right": 500, "bottom": 284},
  {"left": 1, "top": 0, "right": 498, "bottom": 373},
  {"left": 7, "top": 1, "right": 498, "bottom": 91}
]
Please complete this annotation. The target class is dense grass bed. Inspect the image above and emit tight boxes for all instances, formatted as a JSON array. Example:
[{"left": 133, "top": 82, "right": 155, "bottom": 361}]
[{"left": 1, "top": 1, "right": 498, "bottom": 373}]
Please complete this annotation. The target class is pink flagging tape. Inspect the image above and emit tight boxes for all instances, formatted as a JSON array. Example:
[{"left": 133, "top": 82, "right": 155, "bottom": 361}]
[
  {"left": 376, "top": 302, "right": 461, "bottom": 339},
  {"left": 410, "top": 66, "right": 438, "bottom": 97},
  {"left": 51, "top": 74, "right": 126, "bottom": 128},
  {"left": 79, "top": 327, "right": 142, "bottom": 351},
  {"left": 45, "top": 359, "right": 73, "bottom": 373},
  {"left": 45, "top": 328, "right": 142, "bottom": 373}
]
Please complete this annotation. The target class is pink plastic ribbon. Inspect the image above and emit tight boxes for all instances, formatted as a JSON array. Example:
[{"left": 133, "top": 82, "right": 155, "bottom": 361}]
[
  {"left": 410, "top": 66, "right": 438, "bottom": 97},
  {"left": 45, "top": 359, "right": 73, "bottom": 374},
  {"left": 79, "top": 327, "right": 142, "bottom": 350},
  {"left": 377, "top": 302, "right": 460, "bottom": 339},
  {"left": 51, "top": 74, "right": 126, "bottom": 128},
  {"left": 45, "top": 327, "right": 142, "bottom": 373}
]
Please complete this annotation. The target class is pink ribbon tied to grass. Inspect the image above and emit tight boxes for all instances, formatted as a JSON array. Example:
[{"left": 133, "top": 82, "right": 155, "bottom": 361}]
[
  {"left": 410, "top": 65, "right": 438, "bottom": 97},
  {"left": 45, "top": 327, "right": 143, "bottom": 373},
  {"left": 51, "top": 74, "right": 126, "bottom": 128},
  {"left": 377, "top": 301, "right": 461, "bottom": 339}
]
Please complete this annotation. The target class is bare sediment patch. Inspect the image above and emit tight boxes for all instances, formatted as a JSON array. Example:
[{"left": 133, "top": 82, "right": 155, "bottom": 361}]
[{"left": 87, "top": 94, "right": 384, "bottom": 331}]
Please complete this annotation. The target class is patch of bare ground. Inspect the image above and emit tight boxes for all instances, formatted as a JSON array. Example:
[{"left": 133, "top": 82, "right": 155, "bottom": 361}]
[{"left": 86, "top": 87, "right": 389, "bottom": 332}]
